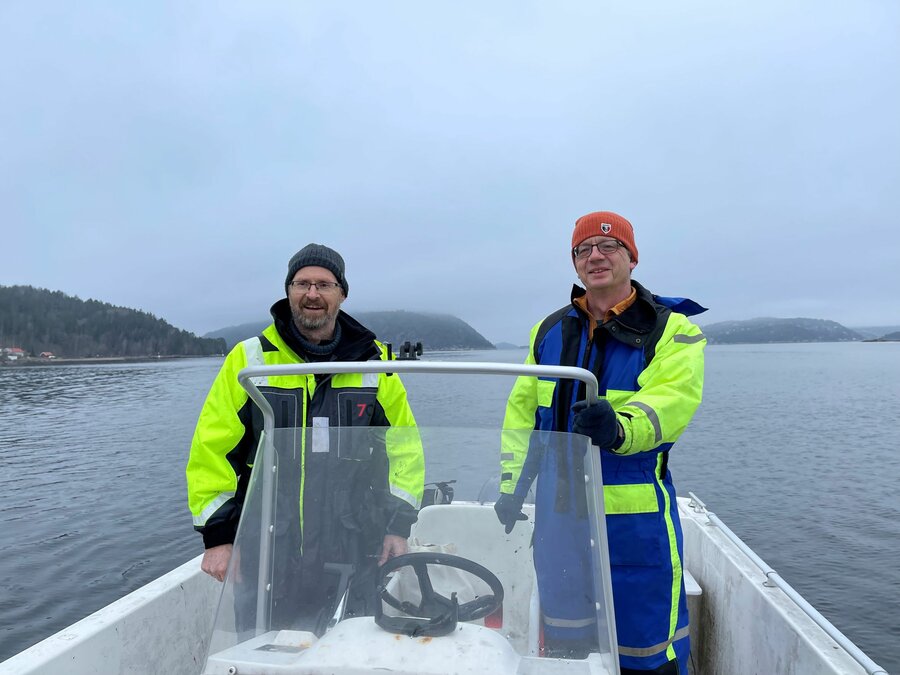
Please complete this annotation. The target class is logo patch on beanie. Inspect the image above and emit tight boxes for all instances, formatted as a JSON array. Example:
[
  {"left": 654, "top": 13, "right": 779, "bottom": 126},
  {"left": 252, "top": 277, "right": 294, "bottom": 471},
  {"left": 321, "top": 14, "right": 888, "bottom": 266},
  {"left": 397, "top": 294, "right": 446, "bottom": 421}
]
[{"left": 600, "top": 223, "right": 612, "bottom": 233}]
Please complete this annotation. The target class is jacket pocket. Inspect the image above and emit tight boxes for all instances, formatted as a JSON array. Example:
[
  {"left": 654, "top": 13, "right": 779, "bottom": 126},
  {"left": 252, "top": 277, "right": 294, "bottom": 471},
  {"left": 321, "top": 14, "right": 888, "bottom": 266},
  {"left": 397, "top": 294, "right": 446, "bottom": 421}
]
[
  {"left": 603, "top": 483, "right": 664, "bottom": 567},
  {"left": 336, "top": 391, "right": 377, "bottom": 426},
  {"left": 334, "top": 392, "right": 377, "bottom": 462},
  {"left": 537, "top": 379, "right": 556, "bottom": 407},
  {"left": 603, "top": 483, "right": 658, "bottom": 515}
]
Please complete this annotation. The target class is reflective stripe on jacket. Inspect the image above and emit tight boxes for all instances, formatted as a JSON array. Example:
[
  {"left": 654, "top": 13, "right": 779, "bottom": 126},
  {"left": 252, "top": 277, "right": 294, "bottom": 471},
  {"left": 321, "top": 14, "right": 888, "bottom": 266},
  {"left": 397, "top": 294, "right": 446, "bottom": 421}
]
[{"left": 500, "top": 280, "right": 705, "bottom": 670}]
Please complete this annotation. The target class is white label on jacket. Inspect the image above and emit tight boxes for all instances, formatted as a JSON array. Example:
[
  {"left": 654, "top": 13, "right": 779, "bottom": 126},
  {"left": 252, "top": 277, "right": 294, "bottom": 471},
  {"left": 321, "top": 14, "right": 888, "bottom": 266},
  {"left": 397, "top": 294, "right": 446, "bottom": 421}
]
[{"left": 312, "top": 417, "right": 330, "bottom": 453}]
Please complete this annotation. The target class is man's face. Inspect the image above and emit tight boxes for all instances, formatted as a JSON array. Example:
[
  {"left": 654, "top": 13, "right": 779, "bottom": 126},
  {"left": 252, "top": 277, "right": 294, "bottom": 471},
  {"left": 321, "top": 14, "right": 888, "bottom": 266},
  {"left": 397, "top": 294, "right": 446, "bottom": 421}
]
[
  {"left": 573, "top": 236, "right": 636, "bottom": 293},
  {"left": 288, "top": 266, "right": 345, "bottom": 332}
]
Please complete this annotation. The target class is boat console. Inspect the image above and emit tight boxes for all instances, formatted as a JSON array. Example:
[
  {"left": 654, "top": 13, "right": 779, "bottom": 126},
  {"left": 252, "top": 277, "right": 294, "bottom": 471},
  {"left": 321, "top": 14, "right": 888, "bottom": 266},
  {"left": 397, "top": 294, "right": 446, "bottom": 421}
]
[{"left": 201, "top": 361, "right": 621, "bottom": 675}]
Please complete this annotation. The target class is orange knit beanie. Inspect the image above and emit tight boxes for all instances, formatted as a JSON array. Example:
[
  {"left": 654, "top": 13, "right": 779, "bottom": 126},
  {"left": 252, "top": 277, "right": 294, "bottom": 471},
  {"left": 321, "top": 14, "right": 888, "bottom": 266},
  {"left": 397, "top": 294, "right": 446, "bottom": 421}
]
[{"left": 571, "top": 211, "right": 638, "bottom": 263}]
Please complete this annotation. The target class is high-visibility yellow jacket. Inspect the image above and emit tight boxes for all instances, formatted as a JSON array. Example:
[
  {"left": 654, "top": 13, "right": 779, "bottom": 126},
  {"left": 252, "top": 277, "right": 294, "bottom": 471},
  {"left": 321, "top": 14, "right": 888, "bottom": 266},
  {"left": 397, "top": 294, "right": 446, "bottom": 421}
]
[{"left": 186, "top": 303, "right": 424, "bottom": 559}]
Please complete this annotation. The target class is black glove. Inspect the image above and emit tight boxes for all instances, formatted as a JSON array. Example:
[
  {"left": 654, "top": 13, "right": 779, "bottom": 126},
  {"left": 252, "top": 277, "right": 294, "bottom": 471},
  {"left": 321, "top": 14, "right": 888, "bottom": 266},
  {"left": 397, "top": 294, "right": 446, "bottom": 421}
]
[
  {"left": 494, "top": 493, "right": 527, "bottom": 534},
  {"left": 572, "top": 399, "right": 621, "bottom": 449}
]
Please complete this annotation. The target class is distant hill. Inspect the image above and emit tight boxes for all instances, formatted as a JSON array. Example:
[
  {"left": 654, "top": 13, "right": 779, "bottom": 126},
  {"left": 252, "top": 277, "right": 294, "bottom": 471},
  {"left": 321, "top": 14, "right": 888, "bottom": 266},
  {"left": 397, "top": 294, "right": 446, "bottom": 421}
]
[
  {"left": 356, "top": 311, "right": 495, "bottom": 351},
  {"left": 494, "top": 342, "right": 527, "bottom": 350},
  {"left": 204, "top": 310, "right": 495, "bottom": 352},
  {"left": 204, "top": 320, "right": 267, "bottom": 350},
  {"left": 0, "top": 285, "right": 225, "bottom": 358},
  {"left": 865, "top": 330, "right": 900, "bottom": 342},
  {"left": 701, "top": 317, "right": 864, "bottom": 345},
  {"left": 851, "top": 325, "right": 900, "bottom": 340}
]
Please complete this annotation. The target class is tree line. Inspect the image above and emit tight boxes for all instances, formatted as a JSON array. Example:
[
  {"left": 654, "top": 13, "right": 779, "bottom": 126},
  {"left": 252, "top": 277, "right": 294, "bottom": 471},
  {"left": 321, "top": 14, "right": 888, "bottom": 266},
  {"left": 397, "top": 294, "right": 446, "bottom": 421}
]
[{"left": 0, "top": 285, "right": 225, "bottom": 358}]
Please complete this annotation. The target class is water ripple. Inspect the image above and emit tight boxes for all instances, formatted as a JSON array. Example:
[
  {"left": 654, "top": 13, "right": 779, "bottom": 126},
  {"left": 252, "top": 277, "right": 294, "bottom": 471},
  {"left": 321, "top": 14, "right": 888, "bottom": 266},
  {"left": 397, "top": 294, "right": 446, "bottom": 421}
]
[{"left": 0, "top": 347, "right": 897, "bottom": 672}]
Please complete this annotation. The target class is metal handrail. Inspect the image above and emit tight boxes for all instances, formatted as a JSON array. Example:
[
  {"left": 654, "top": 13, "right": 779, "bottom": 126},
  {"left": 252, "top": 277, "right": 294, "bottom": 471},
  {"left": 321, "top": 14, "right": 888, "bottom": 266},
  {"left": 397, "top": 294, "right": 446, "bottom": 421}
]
[
  {"left": 237, "top": 360, "right": 600, "bottom": 438},
  {"left": 686, "top": 492, "right": 888, "bottom": 675}
]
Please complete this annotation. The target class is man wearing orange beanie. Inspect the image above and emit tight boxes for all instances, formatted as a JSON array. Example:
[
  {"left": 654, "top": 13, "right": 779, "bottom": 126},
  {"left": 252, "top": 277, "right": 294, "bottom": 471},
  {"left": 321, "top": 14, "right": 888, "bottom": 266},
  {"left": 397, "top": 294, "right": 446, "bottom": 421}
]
[{"left": 497, "top": 211, "right": 707, "bottom": 673}]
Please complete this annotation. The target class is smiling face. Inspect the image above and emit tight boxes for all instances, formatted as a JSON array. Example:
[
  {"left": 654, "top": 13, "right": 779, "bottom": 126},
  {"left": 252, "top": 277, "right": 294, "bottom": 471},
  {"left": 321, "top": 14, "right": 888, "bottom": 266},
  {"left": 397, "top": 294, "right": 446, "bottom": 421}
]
[
  {"left": 573, "top": 235, "right": 636, "bottom": 296},
  {"left": 288, "top": 265, "right": 345, "bottom": 334}
]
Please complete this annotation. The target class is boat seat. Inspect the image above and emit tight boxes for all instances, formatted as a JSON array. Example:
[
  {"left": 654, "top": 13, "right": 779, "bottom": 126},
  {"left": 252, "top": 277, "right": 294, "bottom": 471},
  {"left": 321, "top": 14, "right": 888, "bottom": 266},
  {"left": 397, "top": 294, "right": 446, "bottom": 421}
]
[
  {"left": 407, "top": 505, "right": 700, "bottom": 658},
  {"left": 408, "top": 503, "right": 536, "bottom": 654}
]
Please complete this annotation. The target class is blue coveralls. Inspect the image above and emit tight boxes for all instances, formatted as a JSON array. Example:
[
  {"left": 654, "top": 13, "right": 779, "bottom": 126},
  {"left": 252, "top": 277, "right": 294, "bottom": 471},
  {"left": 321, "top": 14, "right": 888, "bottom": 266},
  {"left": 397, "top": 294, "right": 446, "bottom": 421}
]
[{"left": 502, "top": 282, "right": 706, "bottom": 673}]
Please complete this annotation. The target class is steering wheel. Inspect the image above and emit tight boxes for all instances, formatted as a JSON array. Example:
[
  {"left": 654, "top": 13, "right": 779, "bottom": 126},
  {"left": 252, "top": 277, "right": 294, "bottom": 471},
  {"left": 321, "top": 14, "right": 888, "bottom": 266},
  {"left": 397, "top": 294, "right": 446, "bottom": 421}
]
[{"left": 374, "top": 552, "right": 504, "bottom": 637}]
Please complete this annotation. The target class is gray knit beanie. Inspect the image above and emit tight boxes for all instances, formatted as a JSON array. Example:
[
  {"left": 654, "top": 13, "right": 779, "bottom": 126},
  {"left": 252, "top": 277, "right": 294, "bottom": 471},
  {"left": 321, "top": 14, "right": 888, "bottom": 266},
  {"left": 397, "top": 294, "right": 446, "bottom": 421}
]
[{"left": 284, "top": 244, "right": 349, "bottom": 297}]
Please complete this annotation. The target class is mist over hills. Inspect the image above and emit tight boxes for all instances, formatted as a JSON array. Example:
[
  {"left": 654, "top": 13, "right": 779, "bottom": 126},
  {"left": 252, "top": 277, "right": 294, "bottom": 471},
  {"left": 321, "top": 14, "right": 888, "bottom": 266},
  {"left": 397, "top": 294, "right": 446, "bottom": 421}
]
[
  {"left": 849, "top": 325, "right": 900, "bottom": 340},
  {"left": 210, "top": 314, "right": 900, "bottom": 349},
  {"left": 204, "top": 310, "right": 495, "bottom": 351},
  {"left": 4, "top": 283, "right": 898, "bottom": 362}
]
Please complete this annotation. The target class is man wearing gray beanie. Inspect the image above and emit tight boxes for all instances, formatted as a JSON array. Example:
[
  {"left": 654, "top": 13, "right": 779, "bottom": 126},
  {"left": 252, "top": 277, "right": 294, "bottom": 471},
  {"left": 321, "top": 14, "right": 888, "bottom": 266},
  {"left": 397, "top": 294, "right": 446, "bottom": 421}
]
[
  {"left": 281, "top": 243, "right": 351, "bottom": 346},
  {"left": 187, "top": 243, "right": 424, "bottom": 633}
]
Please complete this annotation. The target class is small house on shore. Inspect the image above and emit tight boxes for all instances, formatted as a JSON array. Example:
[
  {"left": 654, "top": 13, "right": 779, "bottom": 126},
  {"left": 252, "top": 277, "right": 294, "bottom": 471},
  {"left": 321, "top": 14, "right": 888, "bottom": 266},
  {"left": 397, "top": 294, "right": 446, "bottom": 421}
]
[{"left": 1, "top": 347, "right": 27, "bottom": 361}]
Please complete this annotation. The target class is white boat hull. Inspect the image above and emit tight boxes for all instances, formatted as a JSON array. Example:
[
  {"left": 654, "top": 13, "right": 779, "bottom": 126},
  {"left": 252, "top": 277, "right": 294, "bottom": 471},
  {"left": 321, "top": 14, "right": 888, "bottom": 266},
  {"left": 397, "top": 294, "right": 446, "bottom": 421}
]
[
  {"left": 0, "top": 555, "right": 219, "bottom": 675},
  {"left": 0, "top": 498, "right": 876, "bottom": 675},
  {"left": 678, "top": 498, "right": 868, "bottom": 674}
]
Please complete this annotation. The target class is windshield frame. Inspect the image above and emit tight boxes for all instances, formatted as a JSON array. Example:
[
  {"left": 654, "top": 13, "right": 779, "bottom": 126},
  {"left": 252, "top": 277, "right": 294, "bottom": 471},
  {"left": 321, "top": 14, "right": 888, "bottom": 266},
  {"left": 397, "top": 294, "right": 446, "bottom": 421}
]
[{"left": 222, "top": 360, "right": 617, "bottom": 669}]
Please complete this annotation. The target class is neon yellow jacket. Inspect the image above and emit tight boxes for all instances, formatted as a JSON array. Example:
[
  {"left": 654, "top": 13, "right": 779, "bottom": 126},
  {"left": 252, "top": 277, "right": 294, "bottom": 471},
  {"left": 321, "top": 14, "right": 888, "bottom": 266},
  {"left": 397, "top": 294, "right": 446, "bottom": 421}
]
[{"left": 186, "top": 305, "right": 424, "bottom": 551}]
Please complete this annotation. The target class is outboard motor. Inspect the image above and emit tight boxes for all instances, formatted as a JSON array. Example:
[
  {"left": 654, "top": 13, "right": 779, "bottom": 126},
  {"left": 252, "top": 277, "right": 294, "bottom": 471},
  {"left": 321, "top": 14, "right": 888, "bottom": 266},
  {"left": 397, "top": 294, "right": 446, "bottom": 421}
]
[{"left": 422, "top": 480, "right": 456, "bottom": 507}]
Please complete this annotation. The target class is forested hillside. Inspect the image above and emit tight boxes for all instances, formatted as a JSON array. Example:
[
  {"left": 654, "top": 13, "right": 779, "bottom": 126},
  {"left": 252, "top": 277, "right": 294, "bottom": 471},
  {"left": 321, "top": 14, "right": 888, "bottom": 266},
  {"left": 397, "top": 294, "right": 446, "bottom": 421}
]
[
  {"left": 205, "top": 310, "right": 495, "bottom": 351},
  {"left": 868, "top": 330, "right": 900, "bottom": 342},
  {"left": 357, "top": 311, "right": 495, "bottom": 351},
  {"left": 0, "top": 285, "right": 225, "bottom": 358},
  {"left": 701, "top": 317, "right": 863, "bottom": 344}
]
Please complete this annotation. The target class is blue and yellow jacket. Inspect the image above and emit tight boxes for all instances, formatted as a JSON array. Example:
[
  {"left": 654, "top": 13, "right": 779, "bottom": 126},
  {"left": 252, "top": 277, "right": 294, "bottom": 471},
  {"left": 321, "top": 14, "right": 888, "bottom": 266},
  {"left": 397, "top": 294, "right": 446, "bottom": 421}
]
[
  {"left": 501, "top": 280, "right": 705, "bottom": 668},
  {"left": 502, "top": 281, "right": 705, "bottom": 507}
]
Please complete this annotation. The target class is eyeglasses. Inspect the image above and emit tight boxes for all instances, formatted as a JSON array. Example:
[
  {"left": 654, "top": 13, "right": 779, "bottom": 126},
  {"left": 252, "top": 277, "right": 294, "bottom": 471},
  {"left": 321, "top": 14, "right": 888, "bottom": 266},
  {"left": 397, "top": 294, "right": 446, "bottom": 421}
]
[
  {"left": 289, "top": 280, "right": 342, "bottom": 293},
  {"left": 572, "top": 240, "right": 627, "bottom": 259}
]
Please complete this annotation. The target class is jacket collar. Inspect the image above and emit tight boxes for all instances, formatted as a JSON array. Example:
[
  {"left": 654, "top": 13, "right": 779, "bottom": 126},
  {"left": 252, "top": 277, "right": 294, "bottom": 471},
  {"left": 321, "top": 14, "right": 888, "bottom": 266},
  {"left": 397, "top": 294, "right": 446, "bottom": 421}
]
[
  {"left": 570, "top": 281, "right": 659, "bottom": 332},
  {"left": 269, "top": 298, "right": 379, "bottom": 362},
  {"left": 570, "top": 280, "right": 664, "bottom": 348}
]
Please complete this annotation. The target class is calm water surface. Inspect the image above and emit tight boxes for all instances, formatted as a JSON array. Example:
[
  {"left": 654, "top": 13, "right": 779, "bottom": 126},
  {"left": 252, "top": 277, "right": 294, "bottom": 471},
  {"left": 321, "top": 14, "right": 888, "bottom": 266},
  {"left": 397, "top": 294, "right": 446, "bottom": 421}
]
[{"left": 0, "top": 344, "right": 897, "bottom": 672}]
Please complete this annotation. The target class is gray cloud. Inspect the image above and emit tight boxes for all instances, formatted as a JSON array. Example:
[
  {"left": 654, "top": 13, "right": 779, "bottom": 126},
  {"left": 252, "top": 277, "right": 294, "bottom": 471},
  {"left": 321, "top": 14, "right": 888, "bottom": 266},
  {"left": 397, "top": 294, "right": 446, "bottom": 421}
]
[{"left": 2, "top": 1, "right": 898, "bottom": 343}]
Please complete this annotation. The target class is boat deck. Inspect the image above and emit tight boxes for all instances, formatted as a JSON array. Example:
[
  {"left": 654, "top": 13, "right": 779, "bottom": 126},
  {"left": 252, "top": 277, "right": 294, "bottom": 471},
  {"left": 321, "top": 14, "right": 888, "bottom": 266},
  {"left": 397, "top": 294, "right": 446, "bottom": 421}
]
[{"left": 0, "top": 497, "right": 883, "bottom": 675}]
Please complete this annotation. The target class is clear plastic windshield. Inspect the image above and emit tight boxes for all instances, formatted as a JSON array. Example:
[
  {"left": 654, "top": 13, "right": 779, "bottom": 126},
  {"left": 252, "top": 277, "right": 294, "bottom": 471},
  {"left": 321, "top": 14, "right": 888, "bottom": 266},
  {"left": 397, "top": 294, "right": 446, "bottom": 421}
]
[{"left": 204, "top": 425, "right": 618, "bottom": 674}]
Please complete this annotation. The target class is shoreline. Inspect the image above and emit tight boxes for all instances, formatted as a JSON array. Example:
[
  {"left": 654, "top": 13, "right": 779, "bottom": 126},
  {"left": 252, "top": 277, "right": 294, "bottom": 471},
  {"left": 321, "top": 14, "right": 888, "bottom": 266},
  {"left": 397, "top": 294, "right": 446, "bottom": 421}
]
[{"left": 0, "top": 354, "right": 223, "bottom": 368}]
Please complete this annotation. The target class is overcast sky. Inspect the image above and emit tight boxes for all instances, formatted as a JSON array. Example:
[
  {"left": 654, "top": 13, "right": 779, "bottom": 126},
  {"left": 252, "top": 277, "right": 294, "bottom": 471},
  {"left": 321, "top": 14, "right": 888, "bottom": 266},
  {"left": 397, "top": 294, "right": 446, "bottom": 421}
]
[{"left": 2, "top": 1, "right": 898, "bottom": 344}]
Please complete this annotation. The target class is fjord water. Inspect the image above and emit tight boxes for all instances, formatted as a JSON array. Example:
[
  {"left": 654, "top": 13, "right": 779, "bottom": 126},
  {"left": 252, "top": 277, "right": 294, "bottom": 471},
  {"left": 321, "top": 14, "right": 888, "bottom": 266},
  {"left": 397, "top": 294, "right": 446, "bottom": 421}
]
[{"left": 0, "top": 343, "right": 897, "bottom": 672}]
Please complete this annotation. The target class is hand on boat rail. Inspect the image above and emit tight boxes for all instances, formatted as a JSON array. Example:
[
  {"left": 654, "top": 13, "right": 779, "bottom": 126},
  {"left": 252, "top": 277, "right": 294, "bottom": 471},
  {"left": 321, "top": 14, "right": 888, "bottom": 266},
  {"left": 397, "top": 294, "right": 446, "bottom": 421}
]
[
  {"left": 200, "top": 543, "right": 234, "bottom": 582},
  {"left": 572, "top": 399, "right": 623, "bottom": 450}
]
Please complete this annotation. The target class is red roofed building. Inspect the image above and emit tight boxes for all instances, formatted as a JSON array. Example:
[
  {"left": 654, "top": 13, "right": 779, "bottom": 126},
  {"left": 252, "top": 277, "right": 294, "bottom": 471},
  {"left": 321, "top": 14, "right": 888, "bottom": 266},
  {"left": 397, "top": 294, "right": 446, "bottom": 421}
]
[{"left": 2, "top": 347, "right": 27, "bottom": 361}]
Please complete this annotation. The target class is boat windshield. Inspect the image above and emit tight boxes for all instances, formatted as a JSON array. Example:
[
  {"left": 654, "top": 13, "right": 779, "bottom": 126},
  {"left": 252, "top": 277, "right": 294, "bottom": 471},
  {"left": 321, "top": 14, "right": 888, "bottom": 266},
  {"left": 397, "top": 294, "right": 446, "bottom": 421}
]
[{"left": 203, "top": 423, "right": 618, "bottom": 672}]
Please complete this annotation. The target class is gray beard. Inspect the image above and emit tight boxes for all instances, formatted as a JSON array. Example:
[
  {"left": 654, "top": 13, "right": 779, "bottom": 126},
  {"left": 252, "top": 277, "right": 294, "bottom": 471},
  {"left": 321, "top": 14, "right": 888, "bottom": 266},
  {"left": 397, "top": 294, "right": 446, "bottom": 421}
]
[{"left": 293, "top": 308, "right": 338, "bottom": 331}]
